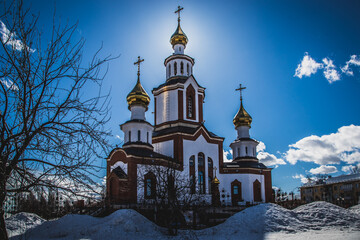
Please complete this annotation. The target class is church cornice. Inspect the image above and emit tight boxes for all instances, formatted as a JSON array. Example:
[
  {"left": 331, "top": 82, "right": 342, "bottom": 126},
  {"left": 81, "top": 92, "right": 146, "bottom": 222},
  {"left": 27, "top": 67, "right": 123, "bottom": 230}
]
[{"left": 152, "top": 75, "right": 205, "bottom": 95}]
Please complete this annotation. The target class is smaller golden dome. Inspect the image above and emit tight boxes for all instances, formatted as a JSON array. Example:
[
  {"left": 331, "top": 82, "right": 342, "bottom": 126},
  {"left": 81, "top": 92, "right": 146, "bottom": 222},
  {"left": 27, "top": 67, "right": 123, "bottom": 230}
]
[
  {"left": 233, "top": 101, "right": 252, "bottom": 128},
  {"left": 126, "top": 78, "right": 150, "bottom": 110},
  {"left": 212, "top": 176, "right": 220, "bottom": 184},
  {"left": 170, "top": 22, "right": 188, "bottom": 46}
]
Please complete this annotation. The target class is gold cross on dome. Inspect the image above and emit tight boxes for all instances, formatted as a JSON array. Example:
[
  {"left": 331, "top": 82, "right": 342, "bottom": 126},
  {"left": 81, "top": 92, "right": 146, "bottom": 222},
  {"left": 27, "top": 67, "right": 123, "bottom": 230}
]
[
  {"left": 134, "top": 56, "right": 144, "bottom": 77},
  {"left": 235, "top": 84, "right": 246, "bottom": 102},
  {"left": 175, "top": 6, "right": 184, "bottom": 22}
]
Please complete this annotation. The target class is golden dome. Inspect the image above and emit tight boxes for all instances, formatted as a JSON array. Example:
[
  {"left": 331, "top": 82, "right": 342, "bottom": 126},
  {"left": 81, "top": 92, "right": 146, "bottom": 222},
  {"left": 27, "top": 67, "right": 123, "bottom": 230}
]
[
  {"left": 126, "top": 78, "right": 150, "bottom": 110},
  {"left": 212, "top": 176, "right": 220, "bottom": 184},
  {"left": 233, "top": 101, "right": 252, "bottom": 128},
  {"left": 170, "top": 22, "right": 188, "bottom": 46}
]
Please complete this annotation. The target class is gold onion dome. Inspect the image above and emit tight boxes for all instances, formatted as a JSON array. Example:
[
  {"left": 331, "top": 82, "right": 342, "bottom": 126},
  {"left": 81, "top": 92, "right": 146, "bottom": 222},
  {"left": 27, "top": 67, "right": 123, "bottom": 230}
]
[
  {"left": 212, "top": 176, "right": 220, "bottom": 184},
  {"left": 170, "top": 22, "right": 188, "bottom": 46},
  {"left": 126, "top": 78, "right": 150, "bottom": 110},
  {"left": 233, "top": 101, "right": 252, "bottom": 128}
]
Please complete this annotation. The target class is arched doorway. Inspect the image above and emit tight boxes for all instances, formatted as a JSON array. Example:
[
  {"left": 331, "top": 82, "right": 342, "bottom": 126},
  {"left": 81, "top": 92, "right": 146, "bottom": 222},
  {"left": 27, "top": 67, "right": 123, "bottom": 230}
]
[
  {"left": 231, "top": 180, "right": 242, "bottom": 206},
  {"left": 253, "top": 179, "right": 261, "bottom": 202}
]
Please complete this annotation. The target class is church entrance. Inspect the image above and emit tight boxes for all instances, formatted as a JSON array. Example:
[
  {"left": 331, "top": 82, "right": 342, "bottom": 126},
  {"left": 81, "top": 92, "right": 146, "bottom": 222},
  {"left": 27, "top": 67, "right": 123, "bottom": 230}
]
[
  {"left": 231, "top": 180, "right": 242, "bottom": 206},
  {"left": 253, "top": 179, "right": 261, "bottom": 202}
]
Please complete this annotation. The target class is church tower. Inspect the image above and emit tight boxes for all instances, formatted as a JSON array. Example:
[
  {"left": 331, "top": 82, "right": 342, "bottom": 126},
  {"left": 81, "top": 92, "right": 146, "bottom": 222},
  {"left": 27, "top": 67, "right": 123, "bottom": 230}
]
[
  {"left": 230, "top": 84, "right": 258, "bottom": 160},
  {"left": 121, "top": 56, "right": 154, "bottom": 149}
]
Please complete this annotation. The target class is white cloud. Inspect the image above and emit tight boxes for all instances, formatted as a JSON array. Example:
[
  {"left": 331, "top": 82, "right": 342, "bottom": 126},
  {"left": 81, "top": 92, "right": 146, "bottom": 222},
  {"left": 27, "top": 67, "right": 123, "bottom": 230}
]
[
  {"left": 223, "top": 149, "right": 232, "bottom": 162},
  {"left": 0, "top": 20, "right": 35, "bottom": 52},
  {"left": 341, "top": 55, "right": 360, "bottom": 76},
  {"left": 309, "top": 165, "right": 337, "bottom": 175},
  {"left": 0, "top": 78, "right": 19, "bottom": 91},
  {"left": 285, "top": 125, "right": 360, "bottom": 166},
  {"left": 292, "top": 174, "right": 310, "bottom": 184},
  {"left": 341, "top": 165, "right": 354, "bottom": 173},
  {"left": 294, "top": 53, "right": 323, "bottom": 78},
  {"left": 322, "top": 58, "right": 340, "bottom": 83},
  {"left": 257, "top": 141, "right": 286, "bottom": 167}
]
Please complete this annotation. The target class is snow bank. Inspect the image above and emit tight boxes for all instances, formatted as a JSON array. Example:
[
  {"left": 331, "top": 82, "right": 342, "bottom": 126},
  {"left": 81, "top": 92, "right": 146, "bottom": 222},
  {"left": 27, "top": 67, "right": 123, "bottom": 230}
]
[
  {"left": 6, "top": 212, "right": 45, "bottom": 238},
  {"left": 9, "top": 209, "right": 164, "bottom": 240},
  {"left": 349, "top": 204, "right": 360, "bottom": 215},
  {"left": 7, "top": 202, "right": 360, "bottom": 240}
]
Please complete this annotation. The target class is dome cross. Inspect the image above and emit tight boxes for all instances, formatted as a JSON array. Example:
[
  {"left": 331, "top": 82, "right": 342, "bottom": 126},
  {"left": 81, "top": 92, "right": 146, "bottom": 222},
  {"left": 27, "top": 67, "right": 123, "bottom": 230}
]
[
  {"left": 236, "top": 84, "right": 246, "bottom": 103},
  {"left": 134, "top": 56, "right": 144, "bottom": 78},
  {"left": 175, "top": 6, "right": 184, "bottom": 23}
]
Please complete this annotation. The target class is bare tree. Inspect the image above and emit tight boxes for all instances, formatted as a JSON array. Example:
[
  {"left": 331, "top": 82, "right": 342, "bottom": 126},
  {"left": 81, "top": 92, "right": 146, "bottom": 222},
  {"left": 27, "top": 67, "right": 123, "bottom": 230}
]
[
  {"left": 138, "top": 162, "right": 205, "bottom": 235},
  {"left": 0, "top": 1, "right": 116, "bottom": 239}
]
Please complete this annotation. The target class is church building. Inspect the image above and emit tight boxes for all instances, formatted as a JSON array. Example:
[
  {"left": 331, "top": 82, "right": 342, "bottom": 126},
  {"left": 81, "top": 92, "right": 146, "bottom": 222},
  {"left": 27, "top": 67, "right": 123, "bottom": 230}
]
[{"left": 106, "top": 7, "right": 273, "bottom": 206}]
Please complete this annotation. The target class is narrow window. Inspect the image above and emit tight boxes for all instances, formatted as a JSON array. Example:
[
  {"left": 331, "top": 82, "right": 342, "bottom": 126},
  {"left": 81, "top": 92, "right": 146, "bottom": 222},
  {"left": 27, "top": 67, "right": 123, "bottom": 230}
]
[
  {"left": 189, "top": 155, "right": 195, "bottom": 166},
  {"left": 138, "top": 130, "right": 141, "bottom": 142},
  {"left": 199, "top": 171, "right": 205, "bottom": 194},
  {"left": 234, "top": 185, "right": 239, "bottom": 194},
  {"left": 246, "top": 147, "right": 248, "bottom": 155},
  {"left": 180, "top": 61, "right": 184, "bottom": 74},
  {"left": 198, "top": 153, "right": 204, "bottom": 167},
  {"left": 187, "top": 96, "right": 193, "bottom": 118},
  {"left": 187, "top": 63, "right": 190, "bottom": 75},
  {"left": 190, "top": 175, "right": 195, "bottom": 194},
  {"left": 146, "top": 179, "right": 152, "bottom": 197},
  {"left": 208, "top": 177, "right": 212, "bottom": 194},
  {"left": 147, "top": 132, "right": 149, "bottom": 143},
  {"left": 237, "top": 148, "right": 240, "bottom": 157},
  {"left": 129, "top": 131, "right": 131, "bottom": 142},
  {"left": 168, "top": 64, "right": 171, "bottom": 76},
  {"left": 253, "top": 148, "right": 256, "bottom": 156},
  {"left": 174, "top": 62, "right": 177, "bottom": 75}
]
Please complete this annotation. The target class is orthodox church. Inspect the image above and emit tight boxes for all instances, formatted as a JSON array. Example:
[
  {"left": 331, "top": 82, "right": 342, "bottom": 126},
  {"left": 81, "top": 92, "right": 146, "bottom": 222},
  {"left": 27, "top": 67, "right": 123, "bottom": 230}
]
[{"left": 106, "top": 7, "right": 273, "bottom": 206}]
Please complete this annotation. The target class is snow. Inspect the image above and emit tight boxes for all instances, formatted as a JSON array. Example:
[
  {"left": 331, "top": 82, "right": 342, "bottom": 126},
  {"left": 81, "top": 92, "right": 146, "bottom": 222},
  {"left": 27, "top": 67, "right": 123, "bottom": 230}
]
[
  {"left": 349, "top": 204, "right": 360, "bottom": 215},
  {"left": 7, "top": 201, "right": 360, "bottom": 240},
  {"left": 5, "top": 212, "right": 45, "bottom": 238}
]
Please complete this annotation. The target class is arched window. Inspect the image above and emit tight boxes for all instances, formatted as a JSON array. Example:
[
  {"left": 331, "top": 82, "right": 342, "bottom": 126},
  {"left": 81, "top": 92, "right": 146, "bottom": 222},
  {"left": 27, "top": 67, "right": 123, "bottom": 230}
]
[
  {"left": 186, "top": 85, "right": 196, "bottom": 120},
  {"left": 187, "top": 95, "right": 193, "bottom": 118},
  {"left": 208, "top": 177, "right": 212, "bottom": 194},
  {"left": 146, "top": 179, "right": 152, "bottom": 197},
  {"left": 190, "top": 175, "right": 195, "bottom": 194},
  {"left": 208, "top": 158, "right": 213, "bottom": 168},
  {"left": 174, "top": 62, "right": 177, "bottom": 75},
  {"left": 198, "top": 171, "right": 205, "bottom": 194},
  {"left": 180, "top": 61, "right": 184, "bottom": 74},
  {"left": 145, "top": 172, "right": 156, "bottom": 199},
  {"left": 138, "top": 130, "right": 141, "bottom": 142},
  {"left": 231, "top": 180, "right": 242, "bottom": 206},
  {"left": 237, "top": 148, "right": 240, "bottom": 157},
  {"left": 147, "top": 132, "right": 149, "bottom": 143},
  {"left": 187, "top": 63, "right": 190, "bottom": 75},
  {"left": 246, "top": 147, "right": 248, "bottom": 155},
  {"left": 168, "top": 64, "right": 171, "bottom": 76},
  {"left": 198, "top": 153, "right": 204, "bottom": 167},
  {"left": 189, "top": 155, "right": 195, "bottom": 166},
  {"left": 129, "top": 131, "right": 131, "bottom": 142}
]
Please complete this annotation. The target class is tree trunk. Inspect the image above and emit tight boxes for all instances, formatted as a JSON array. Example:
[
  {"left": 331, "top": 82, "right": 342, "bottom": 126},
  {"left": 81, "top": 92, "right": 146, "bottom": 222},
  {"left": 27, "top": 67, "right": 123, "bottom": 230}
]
[{"left": 0, "top": 191, "right": 9, "bottom": 240}]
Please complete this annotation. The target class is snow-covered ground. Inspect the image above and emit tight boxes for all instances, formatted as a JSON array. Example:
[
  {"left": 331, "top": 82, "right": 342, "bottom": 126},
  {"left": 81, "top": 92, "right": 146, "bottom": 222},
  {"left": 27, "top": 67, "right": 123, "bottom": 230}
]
[
  {"left": 7, "top": 201, "right": 360, "bottom": 240},
  {"left": 6, "top": 212, "right": 45, "bottom": 238}
]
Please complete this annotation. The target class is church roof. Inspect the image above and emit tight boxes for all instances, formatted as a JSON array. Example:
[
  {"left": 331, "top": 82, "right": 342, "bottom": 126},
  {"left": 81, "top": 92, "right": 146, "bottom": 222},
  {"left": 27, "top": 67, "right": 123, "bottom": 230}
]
[
  {"left": 152, "top": 75, "right": 204, "bottom": 92},
  {"left": 113, "top": 166, "right": 127, "bottom": 179},
  {"left": 170, "top": 21, "right": 188, "bottom": 46},
  {"left": 123, "top": 145, "right": 175, "bottom": 162},
  {"left": 233, "top": 101, "right": 252, "bottom": 128},
  {"left": 224, "top": 161, "right": 267, "bottom": 169},
  {"left": 153, "top": 124, "right": 222, "bottom": 139},
  {"left": 127, "top": 78, "right": 150, "bottom": 110}
]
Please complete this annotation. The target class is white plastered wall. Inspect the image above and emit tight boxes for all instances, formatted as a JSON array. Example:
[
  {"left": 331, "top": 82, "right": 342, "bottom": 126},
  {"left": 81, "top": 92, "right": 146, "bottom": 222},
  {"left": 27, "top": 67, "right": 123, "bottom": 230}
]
[
  {"left": 217, "top": 173, "right": 266, "bottom": 205},
  {"left": 155, "top": 89, "right": 178, "bottom": 124},
  {"left": 153, "top": 140, "right": 174, "bottom": 157},
  {"left": 121, "top": 122, "right": 153, "bottom": 144}
]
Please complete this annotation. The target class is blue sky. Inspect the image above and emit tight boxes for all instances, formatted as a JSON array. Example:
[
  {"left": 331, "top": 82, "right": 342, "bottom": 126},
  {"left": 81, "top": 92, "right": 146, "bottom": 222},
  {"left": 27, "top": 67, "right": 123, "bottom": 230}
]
[{"left": 23, "top": 0, "right": 360, "bottom": 193}]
